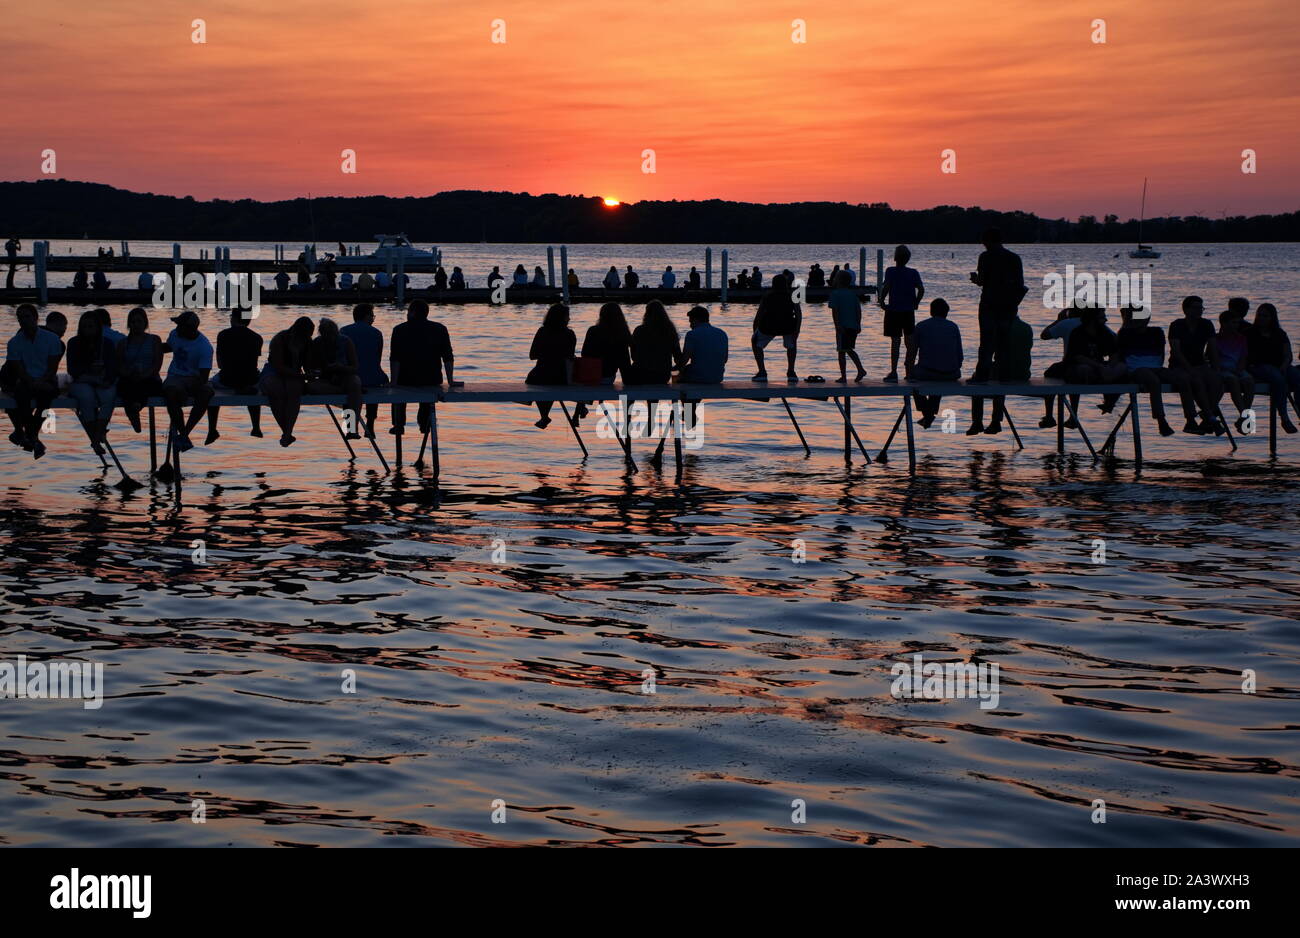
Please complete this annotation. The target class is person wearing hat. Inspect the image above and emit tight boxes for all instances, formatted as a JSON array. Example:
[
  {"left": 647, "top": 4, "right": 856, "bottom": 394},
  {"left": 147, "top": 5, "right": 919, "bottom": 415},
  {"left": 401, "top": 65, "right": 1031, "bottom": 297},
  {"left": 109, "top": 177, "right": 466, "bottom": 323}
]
[
  {"left": 1108, "top": 305, "right": 1177, "bottom": 437},
  {"left": 161, "top": 310, "right": 215, "bottom": 452}
]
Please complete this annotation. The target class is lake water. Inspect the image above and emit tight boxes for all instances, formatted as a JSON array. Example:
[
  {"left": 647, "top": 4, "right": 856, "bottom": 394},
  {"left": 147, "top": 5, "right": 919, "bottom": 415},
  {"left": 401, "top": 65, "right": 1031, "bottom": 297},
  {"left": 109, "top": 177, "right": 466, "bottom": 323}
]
[{"left": 2, "top": 241, "right": 1298, "bottom": 847}]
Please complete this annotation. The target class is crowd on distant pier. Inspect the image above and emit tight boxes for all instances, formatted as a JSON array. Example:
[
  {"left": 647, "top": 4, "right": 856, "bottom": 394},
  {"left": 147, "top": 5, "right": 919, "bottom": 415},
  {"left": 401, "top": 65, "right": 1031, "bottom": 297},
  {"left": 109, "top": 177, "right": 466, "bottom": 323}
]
[{"left": 4, "top": 228, "right": 1300, "bottom": 461}]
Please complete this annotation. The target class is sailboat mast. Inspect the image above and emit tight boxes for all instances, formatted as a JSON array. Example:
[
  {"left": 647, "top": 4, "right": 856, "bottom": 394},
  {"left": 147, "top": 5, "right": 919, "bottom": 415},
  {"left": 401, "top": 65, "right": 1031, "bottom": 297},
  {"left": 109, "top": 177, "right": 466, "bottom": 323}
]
[{"left": 1137, "top": 178, "right": 1147, "bottom": 245}]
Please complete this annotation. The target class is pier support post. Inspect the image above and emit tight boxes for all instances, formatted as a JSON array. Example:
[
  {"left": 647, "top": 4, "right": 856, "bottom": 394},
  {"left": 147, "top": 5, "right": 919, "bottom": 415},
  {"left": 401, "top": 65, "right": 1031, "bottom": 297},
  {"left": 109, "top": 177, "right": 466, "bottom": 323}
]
[
  {"left": 904, "top": 392, "right": 917, "bottom": 474},
  {"left": 673, "top": 399, "right": 684, "bottom": 479},
  {"left": 720, "top": 250, "right": 728, "bottom": 303},
  {"left": 843, "top": 397, "right": 851, "bottom": 463},
  {"left": 1064, "top": 396, "right": 1097, "bottom": 460},
  {"left": 429, "top": 402, "right": 440, "bottom": 476},
  {"left": 1130, "top": 391, "right": 1143, "bottom": 473},
  {"left": 705, "top": 248, "right": 712, "bottom": 290},
  {"left": 875, "top": 403, "right": 907, "bottom": 463},
  {"left": 1003, "top": 405, "right": 1025, "bottom": 450},
  {"left": 560, "top": 246, "right": 570, "bottom": 304},
  {"left": 1270, "top": 395, "right": 1278, "bottom": 457},
  {"left": 396, "top": 250, "right": 406, "bottom": 306},
  {"left": 547, "top": 246, "right": 555, "bottom": 288},
  {"left": 1056, "top": 396, "right": 1066, "bottom": 455},
  {"left": 876, "top": 248, "right": 884, "bottom": 295},
  {"left": 148, "top": 406, "right": 158, "bottom": 474},
  {"left": 780, "top": 398, "right": 811, "bottom": 456},
  {"left": 326, "top": 405, "right": 357, "bottom": 460},
  {"left": 558, "top": 401, "right": 588, "bottom": 458},
  {"left": 859, "top": 246, "right": 867, "bottom": 290},
  {"left": 34, "top": 240, "right": 48, "bottom": 304}
]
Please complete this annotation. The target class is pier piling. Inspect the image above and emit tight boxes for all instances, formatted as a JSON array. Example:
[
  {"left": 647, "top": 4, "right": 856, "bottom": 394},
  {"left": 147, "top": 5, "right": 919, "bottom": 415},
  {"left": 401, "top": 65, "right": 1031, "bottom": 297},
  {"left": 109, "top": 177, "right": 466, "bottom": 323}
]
[
  {"left": 547, "top": 246, "right": 555, "bottom": 288},
  {"left": 720, "top": 250, "right": 728, "bottom": 303},
  {"left": 560, "top": 246, "right": 570, "bottom": 304}
]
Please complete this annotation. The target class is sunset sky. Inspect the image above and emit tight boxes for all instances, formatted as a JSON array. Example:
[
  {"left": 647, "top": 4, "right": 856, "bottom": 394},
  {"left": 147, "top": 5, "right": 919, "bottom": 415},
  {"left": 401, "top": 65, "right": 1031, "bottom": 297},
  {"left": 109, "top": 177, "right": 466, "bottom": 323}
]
[{"left": 2, "top": 0, "right": 1297, "bottom": 218}]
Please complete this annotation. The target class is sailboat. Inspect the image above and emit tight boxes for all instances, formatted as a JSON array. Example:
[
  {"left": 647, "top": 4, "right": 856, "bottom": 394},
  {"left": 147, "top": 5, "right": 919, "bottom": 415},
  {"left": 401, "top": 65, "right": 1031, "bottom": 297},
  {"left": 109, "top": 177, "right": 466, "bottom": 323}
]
[{"left": 1129, "top": 178, "right": 1161, "bottom": 259}]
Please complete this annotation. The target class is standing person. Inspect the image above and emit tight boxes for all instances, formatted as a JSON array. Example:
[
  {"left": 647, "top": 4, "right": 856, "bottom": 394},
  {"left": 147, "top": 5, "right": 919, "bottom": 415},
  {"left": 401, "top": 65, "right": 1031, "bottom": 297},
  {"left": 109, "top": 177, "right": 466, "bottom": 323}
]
[
  {"left": 877, "top": 245, "right": 924, "bottom": 382},
  {"left": 828, "top": 269, "right": 866, "bottom": 382},
  {"left": 1246, "top": 303, "right": 1299, "bottom": 433},
  {"left": 2, "top": 304, "right": 63, "bottom": 458},
  {"left": 259, "top": 317, "right": 314, "bottom": 447},
  {"left": 306, "top": 317, "right": 363, "bottom": 438},
  {"left": 629, "top": 301, "right": 683, "bottom": 384},
  {"left": 389, "top": 299, "right": 458, "bottom": 440},
  {"left": 1039, "top": 306, "right": 1082, "bottom": 427},
  {"left": 160, "top": 311, "right": 215, "bottom": 452},
  {"left": 116, "top": 306, "right": 164, "bottom": 433},
  {"left": 205, "top": 308, "right": 264, "bottom": 444},
  {"left": 582, "top": 302, "right": 632, "bottom": 385},
  {"left": 1215, "top": 310, "right": 1255, "bottom": 427},
  {"left": 340, "top": 303, "right": 388, "bottom": 439},
  {"left": 4, "top": 237, "right": 18, "bottom": 290},
  {"left": 970, "top": 312, "right": 1033, "bottom": 435},
  {"left": 1108, "top": 306, "right": 1177, "bottom": 437},
  {"left": 1169, "top": 295, "right": 1226, "bottom": 434},
  {"left": 65, "top": 311, "right": 119, "bottom": 450},
  {"left": 751, "top": 272, "right": 801, "bottom": 381},
  {"left": 909, "top": 299, "right": 963, "bottom": 428},
  {"left": 968, "top": 228, "right": 1027, "bottom": 383},
  {"left": 525, "top": 303, "right": 577, "bottom": 428}
]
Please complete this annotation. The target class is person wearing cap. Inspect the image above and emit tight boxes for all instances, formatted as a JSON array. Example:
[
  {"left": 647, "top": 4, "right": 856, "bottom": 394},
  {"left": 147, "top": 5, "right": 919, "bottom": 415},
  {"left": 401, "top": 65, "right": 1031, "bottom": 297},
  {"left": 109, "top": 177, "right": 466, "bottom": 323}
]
[
  {"left": 161, "top": 310, "right": 215, "bottom": 452},
  {"left": 1107, "top": 305, "right": 1177, "bottom": 437}
]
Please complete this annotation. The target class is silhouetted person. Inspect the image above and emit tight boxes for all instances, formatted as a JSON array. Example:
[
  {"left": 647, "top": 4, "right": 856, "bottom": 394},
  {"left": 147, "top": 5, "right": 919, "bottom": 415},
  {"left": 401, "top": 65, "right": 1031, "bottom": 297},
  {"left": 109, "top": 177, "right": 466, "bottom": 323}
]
[
  {"left": 532, "top": 265, "right": 547, "bottom": 287},
  {"left": 91, "top": 270, "right": 110, "bottom": 291},
  {"left": 736, "top": 268, "right": 750, "bottom": 289},
  {"left": 116, "top": 306, "right": 164, "bottom": 433},
  {"left": 449, "top": 267, "right": 466, "bottom": 289},
  {"left": 390, "top": 299, "right": 458, "bottom": 439},
  {"left": 1247, "top": 303, "right": 1300, "bottom": 433},
  {"left": 1169, "top": 295, "right": 1225, "bottom": 434},
  {"left": 828, "top": 269, "right": 866, "bottom": 382},
  {"left": 687, "top": 266, "right": 701, "bottom": 289},
  {"left": 307, "top": 317, "right": 363, "bottom": 438},
  {"left": 259, "top": 317, "right": 314, "bottom": 446},
  {"left": 1039, "top": 306, "right": 1082, "bottom": 428},
  {"left": 970, "top": 312, "right": 1033, "bottom": 435},
  {"left": 630, "top": 301, "right": 683, "bottom": 384},
  {"left": 751, "top": 266, "right": 762, "bottom": 289},
  {"left": 624, "top": 265, "right": 639, "bottom": 289},
  {"left": 4, "top": 237, "right": 19, "bottom": 290},
  {"left": 341, "top": 303, "right": 388, "bottom": 438},
  {"left": 356, "top": 270, "right": 375, "bottom": 291},
  {"left": 93, "top": 308, "right": 125, "bottom": 349},
  {"left": 910, "top": 299, "right": 963, "bottom": 428},
  {"left": 878, "top": 245, "right": 924, "bottom": 382},
  {"left": 1215, "top": 310, "right": 1254, "bottom": 424},
  {"left": 161, "top": 310, "right": 215, "bottom": 452},
  {"left": 582, "top": 302, "right": 632, "bottom": 386},
  {"left": 526, "top": 303, "right": 577, "bottom": 427},
  {"left": 66, "top": 310, "right": 119, "bottom": 450},
  {"left": 751, "top": 272, "right": 801, "bottom": 381},
  {"left": 434, "top": 266, "right": 448, "bottom": 290},
  {"left": 3, "top": 304, "right": 63, "bottom": 458},
  {"left": 567, "top": 268, "right": 580, "bottom": 288},
  {"left": 1108, "top": 306, "right": 1176, "bottom": 436},
  {"left": 808, "top": 263, "right": 825, "bottom": 289},
  {"left": 206, "top": 308, "right": 264, "bottom": 444},
  {"left": 681, "top": 306, "right": 728, "bottom": 383},
  {"left": 968, "top": 228, "right": 1027, "bottom": 383},
  {"left": 487, "top": 266, "right": 503, "bottom": 286},
  {"left": 73, "top": 267, "right": 89, "bottom": 290},
  {"left": 512, "top": 264, "right": 529, "bottom": 286},
  {"left": 660, "top": 266, "right": 676, "bottom": 288},
  {"left": 273, "top": 270, "right": 291, "bottom": 291}
]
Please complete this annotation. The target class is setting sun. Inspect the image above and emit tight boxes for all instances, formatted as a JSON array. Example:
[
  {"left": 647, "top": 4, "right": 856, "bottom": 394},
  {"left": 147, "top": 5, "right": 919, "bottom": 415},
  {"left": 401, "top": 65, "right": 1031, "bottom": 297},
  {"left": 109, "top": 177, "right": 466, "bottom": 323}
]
[{"left": 602, "top": 197, "right": 620, "bottom": 207}]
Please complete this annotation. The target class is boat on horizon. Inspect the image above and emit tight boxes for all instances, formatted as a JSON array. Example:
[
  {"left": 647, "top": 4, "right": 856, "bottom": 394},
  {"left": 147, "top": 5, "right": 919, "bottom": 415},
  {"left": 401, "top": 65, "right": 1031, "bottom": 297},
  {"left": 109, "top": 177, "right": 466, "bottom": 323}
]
[
  {"left": 1128, "top": 178, "right": 1162, "bottom": 259},
  {"left": 336, "top": 234, "right": 438, "bottom": 267}
]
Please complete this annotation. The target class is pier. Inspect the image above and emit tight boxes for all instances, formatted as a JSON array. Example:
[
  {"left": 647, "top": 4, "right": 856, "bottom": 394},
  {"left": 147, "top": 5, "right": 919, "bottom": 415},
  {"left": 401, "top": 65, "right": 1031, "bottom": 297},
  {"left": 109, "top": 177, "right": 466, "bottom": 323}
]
[{"left": 2, "top": 379, "right": 1288, "bottom": 498}]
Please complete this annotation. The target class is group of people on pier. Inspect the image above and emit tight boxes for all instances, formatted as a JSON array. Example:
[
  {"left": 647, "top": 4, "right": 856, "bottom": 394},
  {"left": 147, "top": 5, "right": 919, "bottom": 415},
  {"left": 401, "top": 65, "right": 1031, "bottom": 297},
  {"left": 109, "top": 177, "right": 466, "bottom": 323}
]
[{"left": 4, "top": 228, "right": 1300, "bottom": 460}]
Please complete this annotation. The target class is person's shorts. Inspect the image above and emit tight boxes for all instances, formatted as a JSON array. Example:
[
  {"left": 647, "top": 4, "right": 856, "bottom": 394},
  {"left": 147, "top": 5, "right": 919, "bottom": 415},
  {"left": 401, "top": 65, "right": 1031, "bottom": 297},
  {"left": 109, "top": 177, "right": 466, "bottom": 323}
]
[
  {"left": 835, "top": 327, "right": 860, "bottom": 351},
  {"left": 163, "top": 374, "right": 212, "bottom": 398},
  {"left": 753, "top": 330, "right": 797, "bottom": 351},
  {"left": 882, "top": 309, "right": 916, "bottom": 338}
]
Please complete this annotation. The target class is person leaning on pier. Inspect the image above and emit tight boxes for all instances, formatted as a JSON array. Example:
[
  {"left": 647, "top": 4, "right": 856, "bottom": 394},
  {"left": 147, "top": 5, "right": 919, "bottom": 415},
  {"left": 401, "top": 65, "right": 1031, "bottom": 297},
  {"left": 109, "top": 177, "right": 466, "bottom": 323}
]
[
  {"left": 160, "top": 310, "right": 215, "bottom": 452},
  {"left": 306, "top": 318, "right": 363, "bottom": 439},
  {"left": 259, "top": 316, "right": 314, "bottom": 447},
  {"left": 205, "top": 308, "right": 264, "bottom": 445},
  {"left": 389, "top": 300, "right": 458, "bottom": 440},
  {"left": 3, "top": 303, "right": 64, "bottom": 459},
  {"left": 340, "top": 303, "right": 388, "bottom": 439},
  {"left": 116, "top": 307, "right": 164, "bottom": 434}
]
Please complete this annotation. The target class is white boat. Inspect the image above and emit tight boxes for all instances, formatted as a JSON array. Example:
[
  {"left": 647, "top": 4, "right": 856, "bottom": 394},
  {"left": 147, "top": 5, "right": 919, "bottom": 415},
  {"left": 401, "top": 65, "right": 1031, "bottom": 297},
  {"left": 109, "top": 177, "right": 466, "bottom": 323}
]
[
  {"left": 1127, "top": 180, "right": 1161, "bottom": 259},
  {"left": 336, "top": 234, "right": 438, "bottom": 267}
]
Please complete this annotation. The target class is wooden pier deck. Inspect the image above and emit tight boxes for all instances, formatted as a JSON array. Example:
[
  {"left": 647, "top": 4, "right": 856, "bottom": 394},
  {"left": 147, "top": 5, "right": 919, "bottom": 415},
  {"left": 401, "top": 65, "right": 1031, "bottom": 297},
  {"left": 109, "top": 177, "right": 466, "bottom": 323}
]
[{"left": 2, "top": 379, "right": 1289, "bottom": 497}]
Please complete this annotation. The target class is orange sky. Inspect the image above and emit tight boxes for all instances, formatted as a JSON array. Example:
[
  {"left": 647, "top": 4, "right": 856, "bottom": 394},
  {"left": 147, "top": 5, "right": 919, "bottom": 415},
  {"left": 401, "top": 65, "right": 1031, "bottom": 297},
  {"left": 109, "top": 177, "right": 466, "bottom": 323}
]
[{"left": 2, "top": 0, "right": 1297, "bottom": 217}]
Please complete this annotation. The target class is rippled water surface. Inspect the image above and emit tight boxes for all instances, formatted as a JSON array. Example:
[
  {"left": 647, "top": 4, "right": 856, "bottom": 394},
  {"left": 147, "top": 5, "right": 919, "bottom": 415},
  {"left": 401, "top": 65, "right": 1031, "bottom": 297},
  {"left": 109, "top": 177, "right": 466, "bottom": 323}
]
[{"left": 2, "top": 241, "right": 1299, "bottom": 847}]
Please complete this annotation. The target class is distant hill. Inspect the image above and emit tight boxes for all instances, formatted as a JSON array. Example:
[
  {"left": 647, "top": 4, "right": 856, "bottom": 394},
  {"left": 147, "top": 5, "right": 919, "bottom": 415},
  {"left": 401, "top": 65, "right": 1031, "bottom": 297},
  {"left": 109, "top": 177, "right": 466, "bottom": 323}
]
[{"left": 3, "top": 179, "right": 1297, "bottom": 244}]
